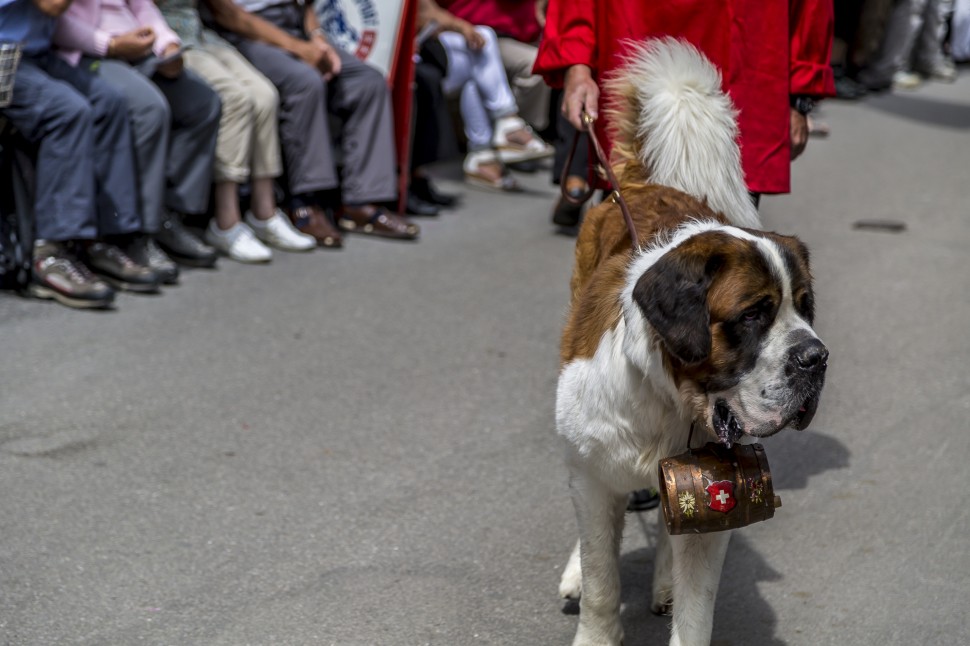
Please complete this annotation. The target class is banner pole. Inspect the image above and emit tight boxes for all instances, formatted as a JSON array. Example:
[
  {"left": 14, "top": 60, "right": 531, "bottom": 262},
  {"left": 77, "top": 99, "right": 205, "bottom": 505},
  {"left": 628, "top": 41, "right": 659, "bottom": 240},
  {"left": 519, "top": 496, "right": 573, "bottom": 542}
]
[{"left": 389, "top": 0, "right": 417, "bottom": 215}]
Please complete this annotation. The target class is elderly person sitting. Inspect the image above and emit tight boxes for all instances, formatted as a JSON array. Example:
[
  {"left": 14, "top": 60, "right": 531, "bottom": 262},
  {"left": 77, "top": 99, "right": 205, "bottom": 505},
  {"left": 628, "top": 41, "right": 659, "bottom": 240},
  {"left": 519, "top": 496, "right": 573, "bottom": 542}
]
[{"left": 157, "top": 0, "right": 316, "bottom": 261}]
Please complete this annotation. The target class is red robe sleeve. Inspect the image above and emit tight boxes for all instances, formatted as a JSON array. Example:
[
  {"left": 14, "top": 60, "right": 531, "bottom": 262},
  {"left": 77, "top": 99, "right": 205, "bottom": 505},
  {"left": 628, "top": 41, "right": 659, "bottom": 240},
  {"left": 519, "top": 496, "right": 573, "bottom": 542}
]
[
  {"left": 533, "top": 0, "right": 597, "bottom": 88},
  {"left": 789, "top": 0, "right": 836, "bottom": 97}
]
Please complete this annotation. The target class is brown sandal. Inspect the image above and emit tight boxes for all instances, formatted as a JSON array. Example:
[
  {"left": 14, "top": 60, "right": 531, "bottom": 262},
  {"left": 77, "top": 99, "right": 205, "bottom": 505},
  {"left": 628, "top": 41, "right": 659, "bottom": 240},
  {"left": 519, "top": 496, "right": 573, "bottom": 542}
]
[
  {"left": 337, "top": 205, "right": 419, "bottom": 241},
  {"left": 287, "top": 206, "right": 343, "bottom": 249}
]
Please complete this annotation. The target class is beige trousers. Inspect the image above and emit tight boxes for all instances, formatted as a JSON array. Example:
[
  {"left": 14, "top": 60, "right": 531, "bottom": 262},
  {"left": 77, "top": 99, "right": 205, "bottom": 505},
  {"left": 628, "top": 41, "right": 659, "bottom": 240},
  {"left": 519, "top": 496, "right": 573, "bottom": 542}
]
[
  {"left": 497, "top": 37, "right": 549, "bottom": 132},
  {"left": 182, "top": 35, "right": 283, "bottom": 184}
]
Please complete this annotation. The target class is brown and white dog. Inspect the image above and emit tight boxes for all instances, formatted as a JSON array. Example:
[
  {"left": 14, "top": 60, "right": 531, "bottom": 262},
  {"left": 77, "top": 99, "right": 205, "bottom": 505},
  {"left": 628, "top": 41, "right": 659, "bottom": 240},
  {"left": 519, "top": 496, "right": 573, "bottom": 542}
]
[{"left": 555, "top": 39, "right": 828, "bottom": 646}]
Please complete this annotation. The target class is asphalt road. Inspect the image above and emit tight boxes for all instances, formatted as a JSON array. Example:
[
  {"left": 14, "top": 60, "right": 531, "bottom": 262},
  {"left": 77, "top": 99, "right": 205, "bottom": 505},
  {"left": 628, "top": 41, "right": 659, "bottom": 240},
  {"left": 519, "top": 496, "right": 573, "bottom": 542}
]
[{"left": 2, "top": 73, "right": 969, "bottom": 646}]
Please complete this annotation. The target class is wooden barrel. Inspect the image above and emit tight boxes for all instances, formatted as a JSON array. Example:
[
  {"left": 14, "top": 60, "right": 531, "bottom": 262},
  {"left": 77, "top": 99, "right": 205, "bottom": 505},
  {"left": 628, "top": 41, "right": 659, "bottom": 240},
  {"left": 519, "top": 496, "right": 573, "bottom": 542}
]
[{"left": 658, "top": 442, "right": 781, "bottom": 535}]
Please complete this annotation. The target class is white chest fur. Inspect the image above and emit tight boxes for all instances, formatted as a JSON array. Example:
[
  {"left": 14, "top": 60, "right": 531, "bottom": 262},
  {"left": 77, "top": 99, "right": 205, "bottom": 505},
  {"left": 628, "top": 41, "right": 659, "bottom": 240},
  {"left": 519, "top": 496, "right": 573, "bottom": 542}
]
[{"left": 556, "top": 323, "right": 692, "bottom": 494}]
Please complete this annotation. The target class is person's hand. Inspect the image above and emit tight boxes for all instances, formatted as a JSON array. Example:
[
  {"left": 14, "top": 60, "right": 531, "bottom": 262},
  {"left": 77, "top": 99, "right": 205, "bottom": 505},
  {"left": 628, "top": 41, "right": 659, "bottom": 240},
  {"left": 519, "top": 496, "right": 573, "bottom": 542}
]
[
  {"left": 458, "top": 21, "right": 485, "bottom": 50},
  {"left": 107, "top": 27, "right": 155, "bottom": 62},
  {"left": 155, "top": 43, "right": 183, "bottom": 79},
  {"left": 297, "top": 36, "right": 341, "bottom": 80},
  {"left": 563, "top": 64, "right": 599, "bottom": 130},
  {"left": 790, "top": 108, "right": 809, "bottom": 160},
  {"left": 310, "top": 32, "right": 342, "bottom": 80}
]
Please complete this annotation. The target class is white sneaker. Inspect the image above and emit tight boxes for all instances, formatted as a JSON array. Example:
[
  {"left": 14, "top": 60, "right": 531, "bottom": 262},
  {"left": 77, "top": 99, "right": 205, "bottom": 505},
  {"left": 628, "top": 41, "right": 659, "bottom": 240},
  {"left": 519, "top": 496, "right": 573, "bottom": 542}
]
[
  {"left": 892, "top": 70, "right": 922, "bottom": 90},
  {"left": 245, "top": 209, "right": 316, "bottom": 252},
  {"left": 205, "top": 220, "right": 272, "bottom": 264},
  {"left": 492, "top": 116, "right": 554, "bottom": 163},
  {"left": 924, "top": 61, "right": 957, "bottom": 83}
]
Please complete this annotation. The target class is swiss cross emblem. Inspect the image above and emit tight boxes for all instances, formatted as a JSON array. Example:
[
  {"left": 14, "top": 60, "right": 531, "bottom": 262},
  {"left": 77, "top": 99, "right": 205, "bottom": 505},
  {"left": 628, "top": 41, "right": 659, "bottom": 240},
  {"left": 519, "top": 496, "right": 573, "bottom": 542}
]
[{"left": 706, "top": 480, "right": 736, "bottom": 513}]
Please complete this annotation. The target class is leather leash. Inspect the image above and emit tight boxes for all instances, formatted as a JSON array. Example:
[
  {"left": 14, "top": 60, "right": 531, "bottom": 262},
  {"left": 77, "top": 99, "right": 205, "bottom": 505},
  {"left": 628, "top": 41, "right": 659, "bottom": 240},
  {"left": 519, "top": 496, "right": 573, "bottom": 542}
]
[{"left": 560, "top": 112, "right": 640, "bottom": 248}]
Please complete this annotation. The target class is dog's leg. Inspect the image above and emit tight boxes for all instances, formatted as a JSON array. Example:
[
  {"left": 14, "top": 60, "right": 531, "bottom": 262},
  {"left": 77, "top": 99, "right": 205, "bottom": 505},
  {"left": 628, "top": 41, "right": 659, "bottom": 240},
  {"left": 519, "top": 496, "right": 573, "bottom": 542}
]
[
  {"left": 667, "top": 531, "right": 731, "bottom": 646},
  {"left": 651, "top": 513, "right": 674, "bottom": 615},
  {"left": 560, "top": 539, "right": 583, "bottom": 600},
  {"left": 570, "top": 474, "right": 627, "bottom": 646}
]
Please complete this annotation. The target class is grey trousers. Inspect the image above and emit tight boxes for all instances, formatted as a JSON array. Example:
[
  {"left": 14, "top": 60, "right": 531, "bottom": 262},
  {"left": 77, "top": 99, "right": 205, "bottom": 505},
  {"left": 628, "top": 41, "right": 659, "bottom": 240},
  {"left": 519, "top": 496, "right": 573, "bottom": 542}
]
[
  {"left": 226, "top": 4, "right": 397, "bottom": 204},
  {"left": 861, "top": 0, "right": 952, "bottom": 84},
  {"left": 1, "top": 53, "right": 140, "bottom": 241},
  {"left": 96, "top": 58, "right": 221, "bottom": 233}
]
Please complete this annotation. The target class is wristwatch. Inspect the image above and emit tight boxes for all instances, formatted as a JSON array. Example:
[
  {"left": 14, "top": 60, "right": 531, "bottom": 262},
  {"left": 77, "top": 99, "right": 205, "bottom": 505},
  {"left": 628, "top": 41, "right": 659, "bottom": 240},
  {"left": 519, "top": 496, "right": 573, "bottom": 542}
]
[{"left": 790, "top": 95, "right": 816, "bottom": 116}]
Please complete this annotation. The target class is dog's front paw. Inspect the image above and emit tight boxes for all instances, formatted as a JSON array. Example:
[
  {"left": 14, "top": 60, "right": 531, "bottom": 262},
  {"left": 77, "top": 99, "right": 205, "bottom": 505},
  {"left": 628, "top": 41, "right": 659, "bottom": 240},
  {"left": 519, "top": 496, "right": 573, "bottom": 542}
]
[
  {"left": 559, "top": 562, "right": 582, "bottom": 600},
  {"left": 572, "top": 619, "right": 623, "bottom": 646},
  {"left": 559, "top": 544, "right": 583, "bottom": 600}
]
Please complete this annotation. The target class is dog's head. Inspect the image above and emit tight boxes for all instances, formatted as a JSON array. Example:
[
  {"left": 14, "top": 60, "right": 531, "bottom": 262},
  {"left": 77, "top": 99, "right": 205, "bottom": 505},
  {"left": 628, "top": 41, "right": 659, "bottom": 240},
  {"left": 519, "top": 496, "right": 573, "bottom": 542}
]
[{"left": 624, "top": 223, "right": 828, "bottom": 445}]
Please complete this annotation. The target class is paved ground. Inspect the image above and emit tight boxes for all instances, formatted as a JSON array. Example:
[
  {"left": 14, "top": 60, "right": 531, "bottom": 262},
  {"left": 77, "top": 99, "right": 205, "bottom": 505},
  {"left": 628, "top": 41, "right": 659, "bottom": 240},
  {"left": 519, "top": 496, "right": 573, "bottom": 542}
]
[{"left": 2, "top": 72, "right": 969, "bottom": 646}]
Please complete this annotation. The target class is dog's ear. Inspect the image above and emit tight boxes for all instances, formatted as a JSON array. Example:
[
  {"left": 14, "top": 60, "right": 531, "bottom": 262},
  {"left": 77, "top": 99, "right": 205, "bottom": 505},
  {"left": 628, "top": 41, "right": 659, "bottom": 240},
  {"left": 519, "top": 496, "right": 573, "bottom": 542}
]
[{"left": 632, "top": 238, "right": 724, "bottom": 365}]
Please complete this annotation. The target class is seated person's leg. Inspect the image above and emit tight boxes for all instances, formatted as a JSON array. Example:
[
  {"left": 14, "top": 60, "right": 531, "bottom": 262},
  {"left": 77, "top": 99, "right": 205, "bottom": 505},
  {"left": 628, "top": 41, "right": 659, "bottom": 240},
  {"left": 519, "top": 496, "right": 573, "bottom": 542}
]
[
  {"left": 437, "top": 32, "right": 512, "bottom": 190},
  {"left": 153, "top": 68, "right": 221, "bottom": 224},
  {"left": 409, "top": 47, "right": 459, "bottom": 210},
  {"left": 496, "top": 37, "right": 549, "bottom": 134},
  {"left": 2, "top": 57, "right": 114, "bottom": 308},
  {"left": 444, "top": 27, "right": 552, "bottom": 164},
  {"left": 96, "top": 58, "right": 213, "bottom": 272},
  {"left": 46, "top": 57, "right": 165, "bottom": 292},
  {"left": 230, "top": 37, "right": 344, "bottom": 249},
  {"left": 324, "top": 49, "right": 419, "bottom": 241},
  {"left": 458, "top": 82, "right": 519, "bottom": 191},
  {"left": 182, "top": 43, "right": 313, "bottom": 262}
]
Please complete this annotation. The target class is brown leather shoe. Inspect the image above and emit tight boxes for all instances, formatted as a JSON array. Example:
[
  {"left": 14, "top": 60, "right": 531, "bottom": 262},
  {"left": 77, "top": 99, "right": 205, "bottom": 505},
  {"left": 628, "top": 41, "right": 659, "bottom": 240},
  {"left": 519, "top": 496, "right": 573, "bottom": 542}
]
[
  {"left": 286, "top": 206, "right": 343, "bottom": 249},
  {"left": 336, "top": 204, "right": 419, "bottom": 241}
]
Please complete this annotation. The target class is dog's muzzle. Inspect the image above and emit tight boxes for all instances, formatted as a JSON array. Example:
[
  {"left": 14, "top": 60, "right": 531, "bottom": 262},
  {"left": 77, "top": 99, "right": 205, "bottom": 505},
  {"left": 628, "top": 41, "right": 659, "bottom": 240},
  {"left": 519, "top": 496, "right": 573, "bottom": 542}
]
[{"left": 787, "top": 338, "right": 828, "bottom": 430}]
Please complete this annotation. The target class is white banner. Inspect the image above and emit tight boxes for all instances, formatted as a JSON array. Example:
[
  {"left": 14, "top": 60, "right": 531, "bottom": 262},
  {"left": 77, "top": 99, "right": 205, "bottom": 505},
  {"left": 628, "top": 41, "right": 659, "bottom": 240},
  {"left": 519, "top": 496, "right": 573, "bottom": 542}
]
[{"left": 315, "top": 0, "right": 406, "bottom": 77}]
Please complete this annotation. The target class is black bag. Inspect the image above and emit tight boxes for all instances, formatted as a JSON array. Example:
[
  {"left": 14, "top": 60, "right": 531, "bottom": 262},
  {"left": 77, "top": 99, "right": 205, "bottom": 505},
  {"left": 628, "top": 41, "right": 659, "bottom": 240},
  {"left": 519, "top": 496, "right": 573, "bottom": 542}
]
[{"left": 0, "top": 125, "right": 34, "bottom": 292}]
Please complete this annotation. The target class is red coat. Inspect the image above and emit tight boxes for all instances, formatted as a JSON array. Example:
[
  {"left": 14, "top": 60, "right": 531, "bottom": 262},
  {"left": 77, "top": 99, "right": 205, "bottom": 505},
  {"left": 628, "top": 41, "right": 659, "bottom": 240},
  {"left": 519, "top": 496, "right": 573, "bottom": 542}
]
[
  {"left": 441, "top": 0, "right": 542, "bottom": 44},
  {"left": 534, "top": 0, "right": 835, "bottom": 194}
]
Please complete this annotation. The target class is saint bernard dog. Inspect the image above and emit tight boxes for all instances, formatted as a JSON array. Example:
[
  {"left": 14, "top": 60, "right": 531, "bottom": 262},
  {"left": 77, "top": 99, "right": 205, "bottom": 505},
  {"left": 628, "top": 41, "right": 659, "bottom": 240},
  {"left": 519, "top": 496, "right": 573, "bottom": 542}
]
[{"left": 555, "top": 39, "right": 828, "bottom": 646}]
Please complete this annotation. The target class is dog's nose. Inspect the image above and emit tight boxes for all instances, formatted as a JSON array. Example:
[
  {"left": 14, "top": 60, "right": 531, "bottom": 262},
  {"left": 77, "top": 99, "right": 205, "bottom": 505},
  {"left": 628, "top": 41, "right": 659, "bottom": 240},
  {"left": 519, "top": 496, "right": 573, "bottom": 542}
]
[{"left": 790, "top": 338, "right": 828, "bottom": 373}]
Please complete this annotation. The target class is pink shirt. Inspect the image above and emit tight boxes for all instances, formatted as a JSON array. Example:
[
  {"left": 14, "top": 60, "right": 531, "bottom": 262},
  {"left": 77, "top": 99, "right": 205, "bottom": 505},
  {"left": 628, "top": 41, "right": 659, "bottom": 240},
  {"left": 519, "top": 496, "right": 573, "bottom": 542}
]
[{"left": 54, "top": 0, "right": 181, "bottom": 65}]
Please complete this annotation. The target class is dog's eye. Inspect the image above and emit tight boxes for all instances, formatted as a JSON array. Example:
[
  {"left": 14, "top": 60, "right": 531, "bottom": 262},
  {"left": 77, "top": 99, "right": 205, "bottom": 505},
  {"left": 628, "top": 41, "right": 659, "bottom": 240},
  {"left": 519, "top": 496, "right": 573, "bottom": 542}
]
[{"left": 740, "top": 297, "right": 774, "bottom": 325}]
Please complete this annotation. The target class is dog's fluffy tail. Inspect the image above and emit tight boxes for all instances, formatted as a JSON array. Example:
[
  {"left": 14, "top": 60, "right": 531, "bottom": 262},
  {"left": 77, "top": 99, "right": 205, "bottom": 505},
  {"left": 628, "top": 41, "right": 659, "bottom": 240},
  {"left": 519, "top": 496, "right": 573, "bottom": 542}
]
[{"left": 606, "top": 38, "right": 761, "bottom": 228}]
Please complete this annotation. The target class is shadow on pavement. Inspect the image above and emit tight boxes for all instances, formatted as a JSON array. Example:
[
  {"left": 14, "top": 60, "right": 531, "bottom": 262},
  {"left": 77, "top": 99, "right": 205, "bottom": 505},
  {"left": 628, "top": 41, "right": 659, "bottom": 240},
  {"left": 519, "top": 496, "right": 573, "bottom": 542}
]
[
  {"left": 611, "top": 517, "right": 787, "bottom": 646},
  {"left": 570, "top": 430, "right": 848, "bottom": 645},
  {"left": 866, "top": 93, "right": 970, "bottom": 129},
  {"left": 767, "top": 428, "right": 850, "bottom": 491}
]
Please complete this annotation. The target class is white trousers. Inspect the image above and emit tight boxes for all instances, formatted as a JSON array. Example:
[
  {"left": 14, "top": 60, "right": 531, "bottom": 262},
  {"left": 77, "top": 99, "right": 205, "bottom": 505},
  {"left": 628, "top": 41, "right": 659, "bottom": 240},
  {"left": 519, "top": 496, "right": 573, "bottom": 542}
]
[{"left": 439, "top": 27, "right": 518, "bottom": 151}]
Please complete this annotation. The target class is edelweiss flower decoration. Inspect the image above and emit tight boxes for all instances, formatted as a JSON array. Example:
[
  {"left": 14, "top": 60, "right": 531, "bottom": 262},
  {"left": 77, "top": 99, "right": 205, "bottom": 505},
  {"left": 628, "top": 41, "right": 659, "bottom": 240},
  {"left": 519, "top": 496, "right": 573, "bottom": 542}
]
[{"left": 678, "top": 491, "right": 696, "bottom": 517}]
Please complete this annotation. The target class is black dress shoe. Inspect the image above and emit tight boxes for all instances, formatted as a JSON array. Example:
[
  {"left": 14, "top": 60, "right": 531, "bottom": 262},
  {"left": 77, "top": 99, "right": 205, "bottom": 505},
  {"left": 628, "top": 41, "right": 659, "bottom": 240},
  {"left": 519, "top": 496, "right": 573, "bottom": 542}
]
[
  {"left": 552, "top": 181, "right": 589, "bottom": 227},
  {"left": 156, "top": 213, "right": 218, "bottom": 268},
  {"left": 551, "top": 197, "right": 583, "bottom": 227},
  {"left": 405, "top": 193, "right": 440, "bottom": 216},
  {"left": 410, "top": 175, "right": 458, "bottom": 208},
  {"left": 834, "top": 75, "right": 868, "bottom": 100},
  {"left": 81, "top": 241, "right": 161, "bottom": 293},
  {"left": 124, "top": 235, "right": 179, "bottom": 285}
]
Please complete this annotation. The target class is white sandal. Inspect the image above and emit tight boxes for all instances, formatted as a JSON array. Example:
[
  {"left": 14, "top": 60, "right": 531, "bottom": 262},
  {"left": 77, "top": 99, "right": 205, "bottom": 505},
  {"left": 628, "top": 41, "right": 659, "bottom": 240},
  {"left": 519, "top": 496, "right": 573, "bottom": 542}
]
[
  {"left": 492, "top": 116, "right": 554, "bottom": 164},
  {"left": 463, "top": 150, "right": 521, "bottom": 192}
]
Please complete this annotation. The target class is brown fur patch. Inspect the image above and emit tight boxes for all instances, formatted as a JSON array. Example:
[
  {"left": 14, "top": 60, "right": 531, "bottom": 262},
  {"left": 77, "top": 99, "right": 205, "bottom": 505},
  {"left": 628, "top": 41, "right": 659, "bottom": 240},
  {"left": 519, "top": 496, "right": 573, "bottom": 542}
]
[
  {"left": 561, "top": 179, "right": 727, "bottom": 366},
  {"left": 676, "top": 235, "right": 781, "bottom": 387}
]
